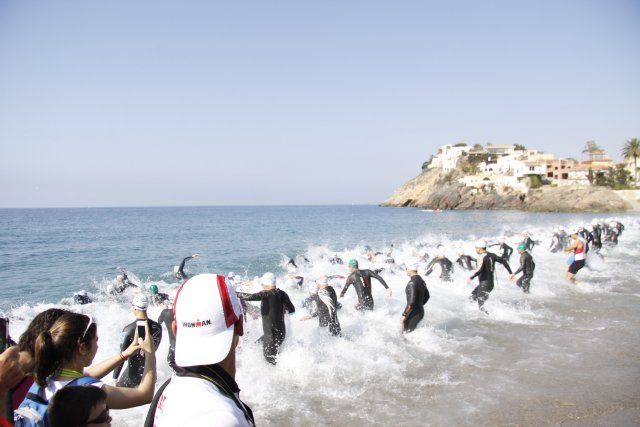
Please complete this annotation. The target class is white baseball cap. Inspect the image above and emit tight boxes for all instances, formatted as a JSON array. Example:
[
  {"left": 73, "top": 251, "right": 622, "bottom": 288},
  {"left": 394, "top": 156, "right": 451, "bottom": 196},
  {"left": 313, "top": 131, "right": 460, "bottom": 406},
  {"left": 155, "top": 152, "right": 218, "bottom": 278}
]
[
  {"left": 261, "top": 272, "right": 276, "bottom": 287},
  {"left": 174, "top": 274, "right": 243, "bottom": 367},
  {"left": 132, "top": 293, "right": 149, "bottom": 310},
  {"left": 474, "top": 239, "right": 487, "bottom": 248}
]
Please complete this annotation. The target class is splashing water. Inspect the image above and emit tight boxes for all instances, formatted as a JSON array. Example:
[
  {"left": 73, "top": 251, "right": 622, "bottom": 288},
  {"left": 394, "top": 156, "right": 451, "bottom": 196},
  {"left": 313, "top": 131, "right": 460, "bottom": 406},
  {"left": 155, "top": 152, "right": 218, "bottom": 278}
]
[{"left": 1, "top": 207, "right": 639, "bottom": 426}]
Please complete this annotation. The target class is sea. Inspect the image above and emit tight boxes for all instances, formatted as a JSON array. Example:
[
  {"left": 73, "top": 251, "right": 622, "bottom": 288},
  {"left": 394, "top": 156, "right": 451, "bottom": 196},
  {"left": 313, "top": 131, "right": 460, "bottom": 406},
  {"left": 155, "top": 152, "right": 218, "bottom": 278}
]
[{"left": 1, "top": 206, "right": 639, "bottom": 426}]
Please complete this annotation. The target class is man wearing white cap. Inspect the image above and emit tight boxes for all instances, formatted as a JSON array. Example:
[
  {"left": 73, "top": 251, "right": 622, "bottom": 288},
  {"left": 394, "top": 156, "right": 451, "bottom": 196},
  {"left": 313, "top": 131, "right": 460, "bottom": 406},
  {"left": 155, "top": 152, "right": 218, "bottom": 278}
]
[
  {"left": 237, "top": 272, "right": 296, "bottom": 365},
  {"left": 401, "top": 261, "right": 429, "bottom": 333},
  {"left": 114, "top": 293, "right": 163, "bottom": 387},
  {"left": 467, "top": 239, "right": 512, "bottom": 312},
  {"left": 147, "top": 274, "right": 255, "bottom": 427}
]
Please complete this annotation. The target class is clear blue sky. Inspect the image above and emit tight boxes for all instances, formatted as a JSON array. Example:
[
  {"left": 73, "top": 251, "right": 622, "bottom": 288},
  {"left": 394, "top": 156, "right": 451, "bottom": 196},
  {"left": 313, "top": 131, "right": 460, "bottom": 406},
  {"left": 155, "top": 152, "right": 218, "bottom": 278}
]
[{"left": 1, "top": 0, "right": 638, "bottom": 208}]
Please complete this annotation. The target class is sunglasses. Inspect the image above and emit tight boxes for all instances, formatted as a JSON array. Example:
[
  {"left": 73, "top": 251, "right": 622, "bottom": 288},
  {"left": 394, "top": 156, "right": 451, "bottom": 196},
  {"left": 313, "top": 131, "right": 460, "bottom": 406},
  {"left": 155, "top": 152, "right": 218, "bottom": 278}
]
[
  {"left": 86, "top": 406, "right": 110, "bottom": 424},
  {"left": 81, "top": 315, "right": 94, "bottom": 340}
]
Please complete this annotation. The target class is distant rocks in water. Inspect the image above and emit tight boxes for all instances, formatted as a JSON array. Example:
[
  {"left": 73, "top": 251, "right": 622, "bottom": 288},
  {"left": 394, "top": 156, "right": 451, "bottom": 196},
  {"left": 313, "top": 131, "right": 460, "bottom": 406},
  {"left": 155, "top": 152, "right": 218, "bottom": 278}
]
[{"left": 382, "top": 168, "right": 635, "bottom": 213}]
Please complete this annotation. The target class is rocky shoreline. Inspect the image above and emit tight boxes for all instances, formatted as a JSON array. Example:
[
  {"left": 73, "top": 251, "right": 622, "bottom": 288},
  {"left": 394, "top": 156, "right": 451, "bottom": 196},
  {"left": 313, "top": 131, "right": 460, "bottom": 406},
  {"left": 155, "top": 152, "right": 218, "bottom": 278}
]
[{"left": 381, "top": 168, "right": 637, "bottom": 213}]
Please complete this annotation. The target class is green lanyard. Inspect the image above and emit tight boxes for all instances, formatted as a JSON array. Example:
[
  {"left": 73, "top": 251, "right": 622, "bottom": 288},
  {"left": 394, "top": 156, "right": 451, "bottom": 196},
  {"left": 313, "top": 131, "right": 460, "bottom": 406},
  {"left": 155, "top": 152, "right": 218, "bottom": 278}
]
[{"left": 57, "top": 368, "right": 84, "bottom": 379}]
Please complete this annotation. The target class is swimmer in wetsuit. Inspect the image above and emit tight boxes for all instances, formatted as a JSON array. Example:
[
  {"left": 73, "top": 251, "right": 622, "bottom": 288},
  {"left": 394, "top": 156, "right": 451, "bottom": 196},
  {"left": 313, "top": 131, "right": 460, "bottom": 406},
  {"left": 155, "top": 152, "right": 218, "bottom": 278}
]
[
  {"left": 329, "top": 254, "right": 344, "bottom": 265},
  {"left": 173, "top": 253, "right": 200, "bottom": 281},
  {"left": 237, "top": 272, "right": 295, "bottom": 365},
  {"left": 401, "top": 262, "right": 429, "bottom": 333},
  {"left": 425, "top": 250, "right": 453, "bottom": 281},
  {"left": 510, "top": 244, "right": 535, "bottom": 293},
  {"left": 490, "top": 237, "right": 513, "bottom": 262},
  {"left": 522, "top": 232, "right": 535, "bottom": 251},
  {"left": 148, "top": 284, "right": 169, "bottom": 305},
  {"left": 549, "top": 229, "right": 563, "bottom": 253},
  {"left": 157, "top": 290, "right": 177, "bottom": 371},
  {"left": 113, "top": 294, "right": 162, "bottom": 387},
  {"left": 467, "top": 240, "right": 513, "bottom": 312},
  {"left": 111, "top": 270, "right": 138, "bottom": 294},
  {"left": 339, "top": 259, "right": 392, "bottom": 311},
  {"left": 73, "top": 290, "right": 92, "bottom": 305},
  {"left": 456, "top": 252, "right": 477, "bottom": 271},
  {"left": 300, "top": 276, "right": 342, "bottom": 336}
]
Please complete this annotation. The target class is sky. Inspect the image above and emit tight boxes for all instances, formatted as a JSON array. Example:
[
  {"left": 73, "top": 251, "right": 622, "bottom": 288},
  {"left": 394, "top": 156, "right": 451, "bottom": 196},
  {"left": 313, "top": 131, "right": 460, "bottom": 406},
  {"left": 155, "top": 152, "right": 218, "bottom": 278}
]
[{"left": 0, "top": 0, "right": 639, "bottom": 208}]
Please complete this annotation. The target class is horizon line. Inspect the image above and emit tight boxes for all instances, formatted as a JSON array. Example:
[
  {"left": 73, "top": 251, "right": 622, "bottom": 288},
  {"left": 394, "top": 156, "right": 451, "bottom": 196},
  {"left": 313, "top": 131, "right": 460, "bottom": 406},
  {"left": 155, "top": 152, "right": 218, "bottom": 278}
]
[{"left": 0, "top": 203, "right": 382, "bottom": 210}]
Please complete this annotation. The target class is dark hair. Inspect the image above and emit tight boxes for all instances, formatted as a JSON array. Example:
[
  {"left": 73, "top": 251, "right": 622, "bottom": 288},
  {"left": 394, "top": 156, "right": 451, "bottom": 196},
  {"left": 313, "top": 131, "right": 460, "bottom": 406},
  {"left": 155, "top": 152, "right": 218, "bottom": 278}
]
[
  {"left": 48, "top": 385, "right": 107, "bottom": 427},
  {"left": 18, "top": 308, "right": 71, "bottom": 355},
  {"left": 34, "top": 312, "right": 97, "bottom": 387}
]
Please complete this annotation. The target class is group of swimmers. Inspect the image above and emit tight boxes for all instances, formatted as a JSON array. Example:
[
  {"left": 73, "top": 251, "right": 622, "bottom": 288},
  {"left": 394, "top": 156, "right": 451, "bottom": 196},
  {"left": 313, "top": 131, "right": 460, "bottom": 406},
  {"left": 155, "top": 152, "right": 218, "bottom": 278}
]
[{"left": 66, "top": 218, "right": 626, "bottom": 369}]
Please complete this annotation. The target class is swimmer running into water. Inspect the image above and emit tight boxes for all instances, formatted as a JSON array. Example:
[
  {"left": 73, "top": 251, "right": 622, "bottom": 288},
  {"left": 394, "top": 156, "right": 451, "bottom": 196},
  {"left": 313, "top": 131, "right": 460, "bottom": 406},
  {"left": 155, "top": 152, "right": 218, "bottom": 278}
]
[
  {"left": 173, "top": 253, "right": 201, "bottom": 281},
  {"left": 340, "top": 259, "right": 392, "bottom": 311}
]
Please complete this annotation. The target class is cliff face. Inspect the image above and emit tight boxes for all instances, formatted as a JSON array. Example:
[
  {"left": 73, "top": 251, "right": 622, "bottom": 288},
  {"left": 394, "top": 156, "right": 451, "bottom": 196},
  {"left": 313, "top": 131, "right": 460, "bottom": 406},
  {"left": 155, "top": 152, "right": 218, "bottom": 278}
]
[{"left": 382, "top": 168, "right": 634, "bottom": 213}]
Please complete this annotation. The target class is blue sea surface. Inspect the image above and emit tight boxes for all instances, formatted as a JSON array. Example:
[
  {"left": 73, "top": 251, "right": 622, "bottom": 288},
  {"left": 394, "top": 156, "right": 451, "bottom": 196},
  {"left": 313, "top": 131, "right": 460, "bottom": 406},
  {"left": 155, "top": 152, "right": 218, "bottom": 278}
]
[{"left": 0, "top": 205, "right": 624, "bottom": 309}]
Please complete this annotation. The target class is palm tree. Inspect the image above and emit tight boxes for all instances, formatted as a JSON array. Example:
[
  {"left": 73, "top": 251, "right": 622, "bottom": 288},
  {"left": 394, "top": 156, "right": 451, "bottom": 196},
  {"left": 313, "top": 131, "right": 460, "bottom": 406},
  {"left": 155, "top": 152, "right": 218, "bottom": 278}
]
[
  {"left": 582, "top": 140, "right": 602, "bottom": 154},
  {"left": 622, "top": 138, "right": 640, "bottom": 187}
]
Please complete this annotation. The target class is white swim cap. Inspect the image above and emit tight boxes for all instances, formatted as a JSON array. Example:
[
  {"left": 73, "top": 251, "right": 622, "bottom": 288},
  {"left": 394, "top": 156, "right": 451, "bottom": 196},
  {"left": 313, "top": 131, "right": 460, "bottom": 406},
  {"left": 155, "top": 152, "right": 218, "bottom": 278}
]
[
  {"left": 233, "top": 274, "right": 243, "bottom": 284},
  {"left": 474, "top": 239, "right": 487, "bottom": 248},
  {"left": 228, "top": 271, "right": 235, "bottom": 279},
  {"left": 559, "top": 226, "right": 566, "bottom": 231},
  {"left": 435, "top": 249, "right": 444, "bottom": 257},
  {"left": 498, "top": 237, "right": 505, "bottom": 243},
  {"left": 116, "top": 274, "right": 124, "bottom": 282},
  {"left": 261, "top": 272, "right": 276, "bottom": 287},
  {"left": 315, "top": 275, "right": 328, "bottom": 286},
  {"left": 75, "top": 290, "right": 87, "bottom": 297},
  {"left": 405, "top": 261, "right": 419, "bottom": 272},
  {"left": 308, "top": 283, "right": 318, "bottom": 294},
  {"left": 173, "top": 266, "right": 179, "bottom": 274},
  {"left": 132, "top": 293, "right": 149, "bottom": 310},
  {"left": 106, "top": 284, "right": 115, "bottom": 293}
]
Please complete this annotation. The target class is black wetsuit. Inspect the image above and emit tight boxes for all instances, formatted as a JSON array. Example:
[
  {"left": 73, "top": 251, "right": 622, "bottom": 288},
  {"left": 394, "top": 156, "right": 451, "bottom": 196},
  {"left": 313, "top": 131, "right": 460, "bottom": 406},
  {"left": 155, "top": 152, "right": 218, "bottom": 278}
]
[
  {"left": 402, "top": 275, "right": 429, "bottom": 333},
  {"left": 157, "top": 308, "right": 176, "bottom": 370},
  {"left": 590, "top": 227, "right": 602, "bottom": 252},
  {"left": 470, "top": 252, "right": 513, "bottom": 309},
  {"left": 115, "top": 273, "right": 138, "bottom": 293},
  {"left": 114, "top": 318, "right": 162, "bottom": 387},
  {"left": 329, "top": 255, "right": 344, "bottom": 265},
  {"left": 425, "top": 257, "right": 453, "bottom": 281},
  {"left": 73, "top": 293, "right": 92, "bottom": 305},
  {"left": 558, "top": 231, "right": 568, "bottom": 248},
  {"left": 310, "top": 286, "right": 341, "bottom": 336},
  {"left": 549, "top": 234, "right": 562, "bottom": 253},
  {"left": 340, "top": 269, "right": 389, "bottom": 311},
  {"left": 237, "top": 289, "right": 295, "bottom": 365},
  {"left": 175, "top": 256, "right": 195, "bottom": 281},
  {"left": 523, "top": 237, "right": 535, "bottom": 251},
  {"left": 456, "top": 255, "right": 477, "bottom": 271},
  {"left": 513, "top": 251, "right": 535, "bottom": 293},
  {"left": 496, "top": 243, "right": 513, "bottom": 262}
]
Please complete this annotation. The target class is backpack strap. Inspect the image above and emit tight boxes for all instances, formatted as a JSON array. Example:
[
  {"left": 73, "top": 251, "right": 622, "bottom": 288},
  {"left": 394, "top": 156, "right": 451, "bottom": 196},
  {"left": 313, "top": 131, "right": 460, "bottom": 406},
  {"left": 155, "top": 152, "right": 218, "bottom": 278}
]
[
  {"left": 143, "top": 378, "right": 172, "bottom": 427},
  {"left": 66, "top": 377, "right": 100, "bottom": 387}
]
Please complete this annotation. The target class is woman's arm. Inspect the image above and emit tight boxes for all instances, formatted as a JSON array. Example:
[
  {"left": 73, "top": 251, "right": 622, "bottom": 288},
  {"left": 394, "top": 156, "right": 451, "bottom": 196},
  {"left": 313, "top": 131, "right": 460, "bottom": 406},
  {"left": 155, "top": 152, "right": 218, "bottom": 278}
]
[{"left": 103, "top": 323, "right": 157, "bottom": 409}]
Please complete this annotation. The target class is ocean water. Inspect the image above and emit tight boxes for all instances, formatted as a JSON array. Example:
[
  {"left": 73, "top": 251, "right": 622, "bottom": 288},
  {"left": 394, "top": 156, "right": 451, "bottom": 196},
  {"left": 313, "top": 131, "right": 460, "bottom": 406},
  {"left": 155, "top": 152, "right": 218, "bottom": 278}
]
[{"left": 1, "top": 206, "right": 639, "bottom": 426}]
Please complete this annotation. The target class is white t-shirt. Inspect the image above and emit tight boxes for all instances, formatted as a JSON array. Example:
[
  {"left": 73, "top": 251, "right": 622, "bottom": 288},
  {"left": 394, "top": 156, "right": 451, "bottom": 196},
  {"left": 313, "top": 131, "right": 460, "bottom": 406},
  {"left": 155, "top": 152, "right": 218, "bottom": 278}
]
[
  {"left": 44, "top": 378, "right": 104, "bottom": 400},
  {"left": 154, "top": 375, "right": 251, "bottom": 427}
]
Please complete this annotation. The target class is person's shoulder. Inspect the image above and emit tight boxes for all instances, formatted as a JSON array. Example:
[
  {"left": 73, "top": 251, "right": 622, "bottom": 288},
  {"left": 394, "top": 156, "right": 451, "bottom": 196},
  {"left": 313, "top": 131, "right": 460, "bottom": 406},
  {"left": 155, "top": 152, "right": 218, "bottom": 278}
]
[{"left": 159, "top": 376, "right": 249, "bottom": 426}]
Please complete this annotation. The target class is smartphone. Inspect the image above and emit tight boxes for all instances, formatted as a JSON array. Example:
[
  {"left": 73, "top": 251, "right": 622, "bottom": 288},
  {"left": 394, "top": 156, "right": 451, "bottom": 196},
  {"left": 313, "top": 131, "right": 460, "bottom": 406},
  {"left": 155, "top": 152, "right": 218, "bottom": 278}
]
[
  {"left": 136, "top": 320, "right": 146, "bottom": 340},
  {"left": 0, "top": 318, "right": 8, "bottom": 351}
]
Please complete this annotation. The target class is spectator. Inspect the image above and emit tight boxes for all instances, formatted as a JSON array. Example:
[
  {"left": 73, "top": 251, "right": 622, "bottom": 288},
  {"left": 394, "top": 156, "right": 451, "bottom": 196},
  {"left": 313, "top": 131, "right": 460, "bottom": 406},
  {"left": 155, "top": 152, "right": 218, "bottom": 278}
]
[
  {"left": 48, "top": 385, "right": 111, "bottom": 427},
  {"left": 1, "top": 347, "right": 24, "bottom": 426},
  {"left": 147, "top": 273, "right": 254, "bottom": 426}
]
